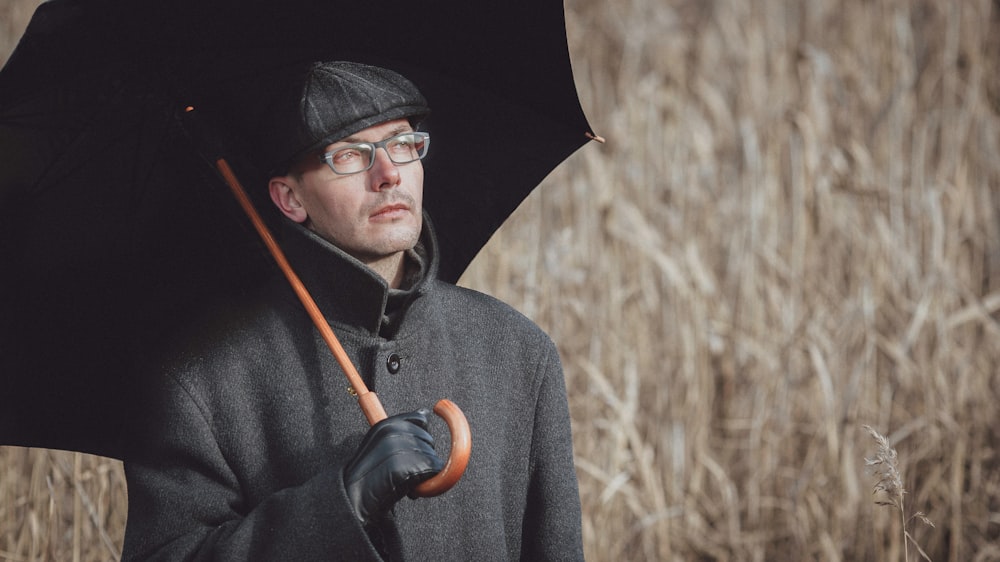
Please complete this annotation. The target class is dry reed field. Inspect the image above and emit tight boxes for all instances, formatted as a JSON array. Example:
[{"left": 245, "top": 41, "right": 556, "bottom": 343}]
[{"left": 3, "top": 0, "right": 1000, "bottom": 560}]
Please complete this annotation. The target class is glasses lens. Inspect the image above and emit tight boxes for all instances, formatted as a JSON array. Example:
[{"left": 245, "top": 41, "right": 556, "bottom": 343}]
[
  {"left": 385, "top": 133, "right": 429, "bottom": 164},
  {"left": 324, "top": 133, "right": 429, "bottom": 175},
  {"left": 329, "top": 144, "right": 374, "bottom": 174}
]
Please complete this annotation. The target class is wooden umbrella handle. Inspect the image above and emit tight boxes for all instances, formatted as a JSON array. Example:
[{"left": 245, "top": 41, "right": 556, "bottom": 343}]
[
  {"left": 214, "top": 156, "right": 470, "bottom": 497},
  {"left": 412, "top": 398, "right": 472, "bottom": 497},
  {"left": 360, "top": 395, "right": 471, "bottom": 497}
]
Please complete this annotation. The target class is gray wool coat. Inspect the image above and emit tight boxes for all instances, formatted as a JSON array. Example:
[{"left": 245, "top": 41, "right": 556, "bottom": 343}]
[{"left": 122, "top": 218, "right": 584, "bottom": 561}]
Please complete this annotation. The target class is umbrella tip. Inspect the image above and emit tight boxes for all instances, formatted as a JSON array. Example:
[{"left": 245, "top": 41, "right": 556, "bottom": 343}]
[{"left": 585, "top": 131, "right": 606, "bottom": 144}]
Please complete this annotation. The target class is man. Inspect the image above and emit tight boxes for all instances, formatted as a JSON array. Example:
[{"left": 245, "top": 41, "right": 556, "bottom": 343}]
[{"left": 122, "top": 61, "right": 584, "bottom": 560}]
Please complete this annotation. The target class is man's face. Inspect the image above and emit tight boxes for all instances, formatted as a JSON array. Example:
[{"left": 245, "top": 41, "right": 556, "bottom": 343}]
[{"left": 268, "top": 119, "right": 424, "bottom": 265}]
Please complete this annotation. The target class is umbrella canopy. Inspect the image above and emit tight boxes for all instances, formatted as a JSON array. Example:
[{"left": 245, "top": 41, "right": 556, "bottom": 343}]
[{"left": 0, "top": 0, "right": 595, "bottom": 459}]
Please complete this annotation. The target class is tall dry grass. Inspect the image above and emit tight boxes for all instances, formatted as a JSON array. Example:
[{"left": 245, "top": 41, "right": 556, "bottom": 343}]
[
  {"left": 3, "top": 0, "right": 1000, "bottom": 560},
  {"left": 0, "top": 448, "right": 124, "bottom": 561}
]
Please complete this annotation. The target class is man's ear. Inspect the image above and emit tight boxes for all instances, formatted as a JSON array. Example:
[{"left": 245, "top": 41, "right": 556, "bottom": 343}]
[{"left": 268, "top": 177, "right": 308, "bottom": 223}]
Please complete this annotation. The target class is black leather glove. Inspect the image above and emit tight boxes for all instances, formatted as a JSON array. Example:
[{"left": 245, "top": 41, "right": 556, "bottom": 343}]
[{"left": 343, "top": 408, "right": 445, "bottom": 526}]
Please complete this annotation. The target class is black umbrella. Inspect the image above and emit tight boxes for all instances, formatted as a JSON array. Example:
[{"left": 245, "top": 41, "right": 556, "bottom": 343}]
[{"left": 0, "top": 0, "right": 597, "bottom": 461}]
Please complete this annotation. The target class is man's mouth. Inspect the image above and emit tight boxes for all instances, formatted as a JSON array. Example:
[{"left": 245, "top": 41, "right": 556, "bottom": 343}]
[{"left": 370, "top": 203, "right": 410, "bottom": 220}]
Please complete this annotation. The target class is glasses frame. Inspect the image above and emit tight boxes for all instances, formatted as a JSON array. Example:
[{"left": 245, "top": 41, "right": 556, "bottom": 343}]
[{"left": 318, "top": 131, "right": 430, "bottom": 176}]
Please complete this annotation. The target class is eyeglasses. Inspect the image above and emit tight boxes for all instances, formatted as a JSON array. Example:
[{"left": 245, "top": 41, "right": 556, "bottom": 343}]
[{"left": 319, "top": 132, "right": 430, "bottom": 175}]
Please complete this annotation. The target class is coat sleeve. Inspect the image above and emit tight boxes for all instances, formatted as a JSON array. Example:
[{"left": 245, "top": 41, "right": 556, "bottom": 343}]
[
  {"left": 519, "top": 342, "right": 585, "bottom": 561},
  {"left": 121, "top": 372, "right": 384, "bottom": 562}
]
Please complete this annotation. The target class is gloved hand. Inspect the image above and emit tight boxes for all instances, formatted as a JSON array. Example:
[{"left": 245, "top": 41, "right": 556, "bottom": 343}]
[{"left": 343, "top": 408, "right": 445, "bottom": 526}]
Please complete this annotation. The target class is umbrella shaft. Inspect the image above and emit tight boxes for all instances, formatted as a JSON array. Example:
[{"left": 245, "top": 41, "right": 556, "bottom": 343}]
[
  {"left": 213, "top": 158, "right": 469, "bottom": 497},
  {"left": 214, "top": 158, "right": 388, "bottom": 425}
]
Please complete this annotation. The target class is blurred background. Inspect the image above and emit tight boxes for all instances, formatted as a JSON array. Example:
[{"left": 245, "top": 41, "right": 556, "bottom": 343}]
[{"left": 2, "top": 0, "right": 999, "bottom": 560}]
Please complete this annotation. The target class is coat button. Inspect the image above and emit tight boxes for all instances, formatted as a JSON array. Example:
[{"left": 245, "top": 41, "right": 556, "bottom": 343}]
[{"left": 386, "top": 353, "right": 402, "bottom": 374}]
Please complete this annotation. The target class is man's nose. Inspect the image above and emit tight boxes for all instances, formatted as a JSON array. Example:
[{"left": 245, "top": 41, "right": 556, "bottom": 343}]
[{"left": 370, "top": 147, "right": 401, "bottom": 189}]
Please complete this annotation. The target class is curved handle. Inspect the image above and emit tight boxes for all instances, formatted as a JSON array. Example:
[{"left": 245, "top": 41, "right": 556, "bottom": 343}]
[{"left": 413, "top": 398, "right": 472, "bottom": 497}]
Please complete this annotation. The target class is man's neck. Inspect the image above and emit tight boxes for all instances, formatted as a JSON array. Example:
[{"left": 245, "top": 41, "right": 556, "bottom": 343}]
[{"left": 362, "top": 252, "right": 407, "bottom": 289}]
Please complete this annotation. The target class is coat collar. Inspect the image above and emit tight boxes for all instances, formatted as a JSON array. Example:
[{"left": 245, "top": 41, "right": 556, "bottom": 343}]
[{"left": 277, "top": 212, "right": 439, "bottom": 337}]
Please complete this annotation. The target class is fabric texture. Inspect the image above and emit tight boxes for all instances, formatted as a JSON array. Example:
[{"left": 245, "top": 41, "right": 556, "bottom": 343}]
[
  {"left": 256, "top": 61, "right": 430, "bottom": 175},
  {"left": 122, "top": 216, "right": 584, "bottom": 561}
]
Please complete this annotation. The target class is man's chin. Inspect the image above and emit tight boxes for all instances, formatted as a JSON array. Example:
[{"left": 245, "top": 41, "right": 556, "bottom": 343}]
[{"left": 355, "top": 225, "right": 421, "bottom": 258}]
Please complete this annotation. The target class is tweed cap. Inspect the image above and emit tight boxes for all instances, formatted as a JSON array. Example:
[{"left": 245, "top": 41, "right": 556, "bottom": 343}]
[{"left": 257, "top": 61, "right": 429, "bottom": 175}]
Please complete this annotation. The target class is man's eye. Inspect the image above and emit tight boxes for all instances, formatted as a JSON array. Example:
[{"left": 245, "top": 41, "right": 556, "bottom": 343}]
[
  {"left": 334, "top": 148, "right": 363, "bottom": 162},
  {"left": 389, "top": 136, "right": 415, "bottom": 151}
]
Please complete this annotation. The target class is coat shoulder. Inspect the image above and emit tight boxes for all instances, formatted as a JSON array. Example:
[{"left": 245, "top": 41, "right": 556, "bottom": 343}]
[
  {"left": 422, "top": 280, "right": 559, "bottom": 365},
  {"left": 429, "top": 281, "right": 547, "bottom": 332}
]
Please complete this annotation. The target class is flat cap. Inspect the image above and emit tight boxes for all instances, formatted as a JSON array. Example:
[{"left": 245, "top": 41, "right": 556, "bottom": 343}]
[{"left": 257, "top": 61, "right": 429, "bottom": 175}]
